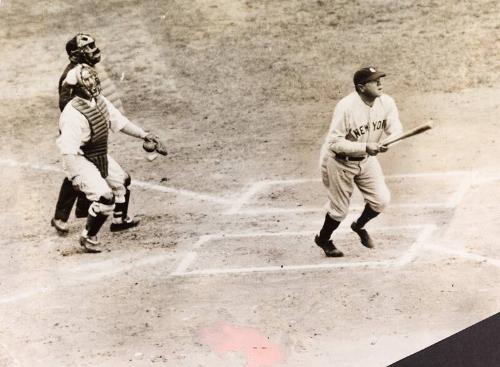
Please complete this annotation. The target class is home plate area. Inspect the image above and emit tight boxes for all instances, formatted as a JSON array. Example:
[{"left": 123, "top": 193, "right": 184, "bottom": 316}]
[{"left": 173, "top": 170, "right": 473, "bottom": 276}]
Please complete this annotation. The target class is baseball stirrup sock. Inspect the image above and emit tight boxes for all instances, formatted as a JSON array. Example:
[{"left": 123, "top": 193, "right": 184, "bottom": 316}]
[
  {"left": 319, "top": 213, "right": 341, "bottom": 242},
  {"left": 86, "top": 212, "right": 108, "bottom": 237},
  {"left": 355, "top": 204, "right": 380, "bottom": 228}
]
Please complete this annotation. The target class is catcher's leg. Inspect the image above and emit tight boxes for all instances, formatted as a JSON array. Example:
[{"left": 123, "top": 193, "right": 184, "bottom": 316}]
[
  {"left": 51, "top": 177, "right": 78, "bottom": 235},
  {"left": 69, "top": 156, "right": 115, "bottom": 253},
  {"left": 80, "top": 193, "right": 115, "bottom": 253},
  {"left": 105, "top": 157, "right": 140, "bottom": 232}
]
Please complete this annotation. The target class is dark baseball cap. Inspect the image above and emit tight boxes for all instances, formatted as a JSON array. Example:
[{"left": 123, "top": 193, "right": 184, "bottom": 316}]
[{"left": 353, "top": 67, "right": 386, "bottom": 85}]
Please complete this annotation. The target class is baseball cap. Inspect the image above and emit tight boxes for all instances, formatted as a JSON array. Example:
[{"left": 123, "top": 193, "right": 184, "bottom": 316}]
[{"left": 353, "top": 67, "right": 386, "bottom": 85}]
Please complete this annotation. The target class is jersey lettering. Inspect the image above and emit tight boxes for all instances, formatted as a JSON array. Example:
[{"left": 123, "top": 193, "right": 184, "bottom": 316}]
[{"left": 349, "top": 119, "right": 386, "bottom": 141}]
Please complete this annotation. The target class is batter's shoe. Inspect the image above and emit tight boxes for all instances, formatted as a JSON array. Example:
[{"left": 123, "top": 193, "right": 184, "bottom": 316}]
[
  {"left": 314, "top": 235, "right": 344, "bottom": 257},
  {"left": 51, "top": 218, "right": 69, "bottom": 235},
  {"left": 79, "top": 235, "right": 102, "bottom": 254},
  {"left": 351, "top": 221, "right": 374, "bottom": 249},
  {"left": 110, "top": 216, "right": 141, "bottom": 232}
]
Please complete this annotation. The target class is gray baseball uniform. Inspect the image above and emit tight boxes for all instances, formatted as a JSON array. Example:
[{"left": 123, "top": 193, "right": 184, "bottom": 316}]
[{"left": 320, "top": 91, "right": 403, "bottom": 221}]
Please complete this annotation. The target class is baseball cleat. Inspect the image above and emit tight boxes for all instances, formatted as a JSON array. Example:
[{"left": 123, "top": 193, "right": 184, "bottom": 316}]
[
  {"left": 79, "top": 235, "right": 102, "bottom": 253},
  {"left": 351, "top": 222, "right": 375, "bottom": 249},
  {"left": 110, "top": 216, "right": 141, "bottom": 232},
  {"left": 51, "top": 218, "right": 69, "bottom": 235},
  {"left": 314, "top": 235, "right": 344, "bottom": 257}
]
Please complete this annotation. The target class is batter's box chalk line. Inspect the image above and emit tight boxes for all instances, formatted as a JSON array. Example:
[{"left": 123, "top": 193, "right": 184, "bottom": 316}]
[
  {"left": 170, "top": 225, "right": 435, "bottom": 277},
  {"left": 0, "top": 159, "right": 479, "bottom": 213},
  {"left": 423, "top": 246, "right": 500, "bottom": 269},
  {"left": 225, "top": 170, "right": 478, "bottom": 215}
]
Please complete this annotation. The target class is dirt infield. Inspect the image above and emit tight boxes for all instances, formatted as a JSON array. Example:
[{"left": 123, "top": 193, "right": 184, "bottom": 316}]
[{"left": 0, "top": 1, "right": 499, "bottom": 366}]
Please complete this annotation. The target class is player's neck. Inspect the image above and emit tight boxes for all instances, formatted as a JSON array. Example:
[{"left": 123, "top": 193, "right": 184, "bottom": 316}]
[{"left": 357, "top": 91, "right": 376, "bottom": 107}]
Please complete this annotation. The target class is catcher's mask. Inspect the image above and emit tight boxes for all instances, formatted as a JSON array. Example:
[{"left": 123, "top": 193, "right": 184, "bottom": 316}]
[
  {"left": 75, "top": 64, "right": 101, "bottom": 99},
  {"left": 66, "top": 33, "right": 101, "bottom": 66}
]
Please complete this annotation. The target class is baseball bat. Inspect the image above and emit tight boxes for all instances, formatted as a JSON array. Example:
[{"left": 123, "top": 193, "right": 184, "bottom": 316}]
[{"left": 381, "top": 120, "right": 434, "bottom": 147}]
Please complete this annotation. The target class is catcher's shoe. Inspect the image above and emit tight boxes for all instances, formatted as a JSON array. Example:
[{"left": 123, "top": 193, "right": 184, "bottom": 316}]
[
  {"left": 110, "top": 216, "right": 140, "bottom": 232},
  {"left": 51, "top": 218, "right": 69, "bottom": 235},
  {"left": 314, "top": 235, "right": 344, "bottom": 257},
  {"left": 79, "top": 234, "right": 102, "bottom": 254},
  {"left": 351, "top": 222, "right": 374, "bottom": 249}
]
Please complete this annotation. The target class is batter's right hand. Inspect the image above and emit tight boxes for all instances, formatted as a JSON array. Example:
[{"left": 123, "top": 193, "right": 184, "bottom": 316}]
[{"left": 366, "top": 143, "right": 381, "bottom": 156}]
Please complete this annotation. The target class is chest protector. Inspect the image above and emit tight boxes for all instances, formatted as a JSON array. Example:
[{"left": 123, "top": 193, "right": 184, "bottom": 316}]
[{"left": 72, "top": 96, "right": 110, "bottom": 178}]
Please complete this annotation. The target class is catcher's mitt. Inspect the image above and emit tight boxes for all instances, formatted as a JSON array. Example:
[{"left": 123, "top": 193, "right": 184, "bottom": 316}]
[{"left": 143, "top": 133, "right": 168, "bottom": 156}]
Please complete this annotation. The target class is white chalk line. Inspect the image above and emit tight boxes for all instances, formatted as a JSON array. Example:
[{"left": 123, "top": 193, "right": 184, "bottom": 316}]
[
  {"left": 171, "top": 252, "right": 198, "bottom": 275},
  {"left": 225, "top": 181, "right": 269, "bottom": 214},
  {"left": 0, "top": 287, "right": 51, "bottom": 305},
  {"left": 132, "top": 180, "right": 232, "bottom": 205},
  {"left": 173, "top": 260, "right": 394, "bottom": 276},
  {"left": 0, "top": 158, "right": 477, "bottom": 213},
  {"left": 0, "top": 343, "right": 21, "bottom": 366},
  {"left": 226, "top": 170, "right": 475, "bottom": 215},
  {"left": 171, "top": 225, "right": 426, "bottom": 276},
  {"left": 445, "top": 171, "right": 478, "bottom": 208},
  {"left": 0, "top": 251, "right": 178, "bottom": 305},
  {"left": 0, "top": 158, "right": 231, "bottom": 205},
  {"left": 233, "top": 202, "right": 453, "bottom": 215},
  {"left": 424, "top": 246, "right": 500, "bottom": 268},
  {"left": 394, "top": 225, "right": 437, "bottom": 266},
  {"left": 69, "top": 252, "right": 178, "bottom": 281}
]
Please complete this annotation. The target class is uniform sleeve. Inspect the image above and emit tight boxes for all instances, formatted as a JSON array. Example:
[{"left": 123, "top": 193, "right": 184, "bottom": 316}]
[
  {"left": 383, "top": 96, "right": 403, "bottom": 136},
  {"left": 56, "top": 105, "right": 84, "bottom": 155},
  {"left": 102, "top": 96, "right": 132, "bottom": 132},
  {"left": 326, "top": 102, "right": 367, "bottom": 155}
]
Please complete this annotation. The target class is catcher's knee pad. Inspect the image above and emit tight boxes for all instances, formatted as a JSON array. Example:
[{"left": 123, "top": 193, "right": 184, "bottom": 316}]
[{"left": 89, "top": 193, "right": 115, "bottom": 216}]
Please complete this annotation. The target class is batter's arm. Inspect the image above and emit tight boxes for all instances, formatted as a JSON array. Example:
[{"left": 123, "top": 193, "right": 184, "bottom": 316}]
[
  {"left": 383, "top": 95, "right": 403, "bottom": 137},
  {"left": 326, "top": 106, "right": 367, "bottom": 155}
]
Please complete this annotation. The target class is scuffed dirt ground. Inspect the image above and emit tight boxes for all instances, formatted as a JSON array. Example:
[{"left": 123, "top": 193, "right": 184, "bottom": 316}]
[{"left": 0, "top": 1, "right": 499, "bottom": 366}]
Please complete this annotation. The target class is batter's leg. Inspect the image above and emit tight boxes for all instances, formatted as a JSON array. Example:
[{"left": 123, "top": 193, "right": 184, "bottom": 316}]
[
  {"left": 315, "top": 157, "right": 357, "bottom": 257},
  {"left": 315, "top": 213, "right": 344, "bottom": 257},
  {"left": 352, "top": 157, "right": 390, "bottom": 248}
]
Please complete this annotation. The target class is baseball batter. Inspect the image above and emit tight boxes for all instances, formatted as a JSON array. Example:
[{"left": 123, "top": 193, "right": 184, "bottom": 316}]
[
  {"left": 315, "top": 66, "right": 403, "bottom": 257},
  {"left": 57, "top": 64, "right": 167, "bottom": 253},
  {"left": 52, "top": 33, "right": 126, "bottom": 234}
]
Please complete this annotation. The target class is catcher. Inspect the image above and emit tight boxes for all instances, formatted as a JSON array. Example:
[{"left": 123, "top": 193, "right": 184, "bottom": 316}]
[
  {"left": 56, "top": 64, "right": 167, "bottom": 253},
  {"left": 52, "top": 33, "right": 126, "bottom": 234}
]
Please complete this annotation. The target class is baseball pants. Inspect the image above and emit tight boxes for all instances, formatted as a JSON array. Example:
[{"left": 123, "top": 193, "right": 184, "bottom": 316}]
[
  {"left": 64, "top": 155, "right": 129, "bottom": 205},
  {"left": 324, "top": 156, "right": 390, "bottom": 221}
]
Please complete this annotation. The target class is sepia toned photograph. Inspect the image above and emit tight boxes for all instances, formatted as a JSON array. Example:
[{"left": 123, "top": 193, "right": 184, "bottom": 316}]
[{"left": 0, "top": 0, "right": 498, "bottom": 366}]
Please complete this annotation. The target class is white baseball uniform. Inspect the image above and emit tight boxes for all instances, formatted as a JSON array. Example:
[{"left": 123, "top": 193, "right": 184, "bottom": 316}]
[
  {"left": 320, "top": 91, "right": 403, "bottom": 221},
  {"left": 57, "top": 95, "right": 145, "bottom": 203}
]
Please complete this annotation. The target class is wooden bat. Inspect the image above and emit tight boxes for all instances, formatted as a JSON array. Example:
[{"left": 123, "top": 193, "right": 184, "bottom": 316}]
[{"left": 381, "top": 120, "right": 434, "bottom": 147}]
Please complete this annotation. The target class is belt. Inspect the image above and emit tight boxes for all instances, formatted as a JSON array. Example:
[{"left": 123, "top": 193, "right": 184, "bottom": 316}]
[{"left": 335, "top": 154, "right": 366, "bottom": 162}]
